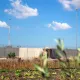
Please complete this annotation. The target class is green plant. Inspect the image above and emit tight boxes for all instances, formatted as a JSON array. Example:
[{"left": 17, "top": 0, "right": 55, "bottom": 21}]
[
  {"left": 11, "top": 52, "right": 15, "bottom": 58},
  {"left": 8, "top": 52, "right": 16, "bottom": 58},
  {"left": 0, "top": 69, "right": 9, "bottom": 74},
  {"left": 1, "top": 75, "right": 5, "bottom": 80},
  {"left": 34, "top": 49, "right": 49, "bottom": 79},
  {"left": 75, "top": 48, "right": 80, "bottom": 67},
  {"left": 55, "top": 39, "right": 80, "bottom": 80},
  {"left": 15, "top": 70, "right": 21, "bottom": 77},
  {"left": 8, "top": 52, "right": 12, "bottom": 58}
]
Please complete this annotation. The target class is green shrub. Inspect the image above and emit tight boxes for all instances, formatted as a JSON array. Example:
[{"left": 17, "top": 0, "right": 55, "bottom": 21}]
[
  {"left": 8, "top": 52, "right": 16, "bottom": 58},
  {"left": 34, "top": 49, "right": 49, "bottom": 80},
  {"left": 8, "top": 52, "right": 12, "bottom": 58},
  {"left": 11, "top": 52, "right": 16, "bottom": 58},
  {"left": 55, "top": 39, "right": 80, "bottom": 80}
]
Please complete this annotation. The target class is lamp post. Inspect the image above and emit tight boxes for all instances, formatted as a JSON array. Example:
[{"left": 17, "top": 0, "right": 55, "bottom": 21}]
[
  {"left": 76, "top": 8, "right": 78, "bottom": 50},
  {"left": 8, "top": 27, "right": 11, "bottom": 46},
  {"left": 8, "top": 19, "right": 11, "bottom": 46},
  {"left": 75, "top": 8, "right": 79, "bottom": 56}
]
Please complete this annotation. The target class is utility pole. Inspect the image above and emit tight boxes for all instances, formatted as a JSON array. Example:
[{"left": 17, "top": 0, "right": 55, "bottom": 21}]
[
  {"left": 8, "top": 27, "right": 11, "bottom": 46},
  {"left": 75, "top": 8, "right": 79, "bottom": 56},
  {"left": 76, "top": 8, "right": 78, "bottom": 50},
  {"left": 8, "top": 19, "right": 11, "bottom": 46}
]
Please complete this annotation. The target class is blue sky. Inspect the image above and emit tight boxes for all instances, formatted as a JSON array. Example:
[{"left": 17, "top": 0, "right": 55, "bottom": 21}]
[{"left": 0, "top": 0, "right": 80, "bottom": 48}]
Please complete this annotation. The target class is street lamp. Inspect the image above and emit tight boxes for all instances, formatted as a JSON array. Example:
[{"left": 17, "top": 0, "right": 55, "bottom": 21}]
[
  {"left": 75, "top": 8, "right": 78, "bottom": 50},
  {"left": 8, "top": 27, "right": 11, "bottom": 46},
  {"left": 8, "top": 19, "right": 11, "bottom": 46}
]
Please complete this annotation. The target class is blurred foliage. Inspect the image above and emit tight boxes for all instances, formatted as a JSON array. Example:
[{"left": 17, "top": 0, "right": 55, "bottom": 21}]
[
  {"left": 55, "top": 39, "right": 80, "bottom": 80},
  {"left": 34, "top": 49, "right": 49, "bottom": 79},
  {"left": 8, "top": 52, "right": 16, "bottom": 58},
  {"left": 0, "top": 39, "right": 80, "bottom": 80}
]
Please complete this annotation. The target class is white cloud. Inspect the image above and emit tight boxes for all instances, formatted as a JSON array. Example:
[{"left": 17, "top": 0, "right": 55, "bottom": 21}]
[
  {"left": 72, "top": 0, "right": 80, "bottom": 8},
  {"left": 59, "top": 0, "right": 80, "bottom": 10},
  {"left": 48, "top": 21, "right": 71, "bottom": 30},
  {"left": 4, "top": 0, "right": 38, "bottom": 19},
  {"left": 0, "top": 20, "right": 10, "bottom": 28},
  {"left": 59, "top": 0, "right": 72, "bottom": 10}
]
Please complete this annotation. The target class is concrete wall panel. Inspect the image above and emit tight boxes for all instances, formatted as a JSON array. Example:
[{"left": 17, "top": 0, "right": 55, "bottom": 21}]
[{"left": 19, "top": 48, "right": 43, "bottom": 60}]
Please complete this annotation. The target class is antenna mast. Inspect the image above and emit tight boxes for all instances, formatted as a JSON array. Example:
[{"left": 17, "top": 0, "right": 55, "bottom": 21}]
[
  {"left": 8, "top": 27, "right": 11, "bottom": 46},
  {"left": 76, "top": 8, "right": 78, "bottom": 50}
]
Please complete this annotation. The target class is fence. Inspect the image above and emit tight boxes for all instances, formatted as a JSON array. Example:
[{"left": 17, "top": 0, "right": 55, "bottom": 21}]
[
  {"left": 0, "top": 45, "right": 78, "bottom": 59},
  {"left": 0, "top": 46, "right": 43, "bottom": 59},
  {"left": 0, "top": 46, "right": 19, "bottom": 58}
]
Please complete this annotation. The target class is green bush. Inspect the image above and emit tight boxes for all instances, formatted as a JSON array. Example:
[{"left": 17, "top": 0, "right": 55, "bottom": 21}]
[
  {"left": 11, "top": 52, "right": 16, "bottom": 58},
  {"left": 55, "top": 39, "right": 80, "bottom": 80},
  {"left": 8, "top": 52, "right": 16, "bottom": 58}
]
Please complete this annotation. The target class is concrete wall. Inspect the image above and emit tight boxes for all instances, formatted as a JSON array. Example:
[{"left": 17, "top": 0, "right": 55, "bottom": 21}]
[
  {"left": 0, "top": 47, "right": 19, "bottom": 58},
  {"left": 0, "top": 47, "right": 78, "bottom": 59},
  {"left": 19, "top": 48, "right": 43, "bottom": 60},
  {"left": 46, "top": 49, "right": 78, "bottom": 59},
  {"left": 0, "top": 47, "right": 43, "bottom": 59},
  {"left": 0, "top": 47, "right": 5, "bottom": 57},
  {"left": 65, "top": 49, "right": 77, "bottom": 57}
]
